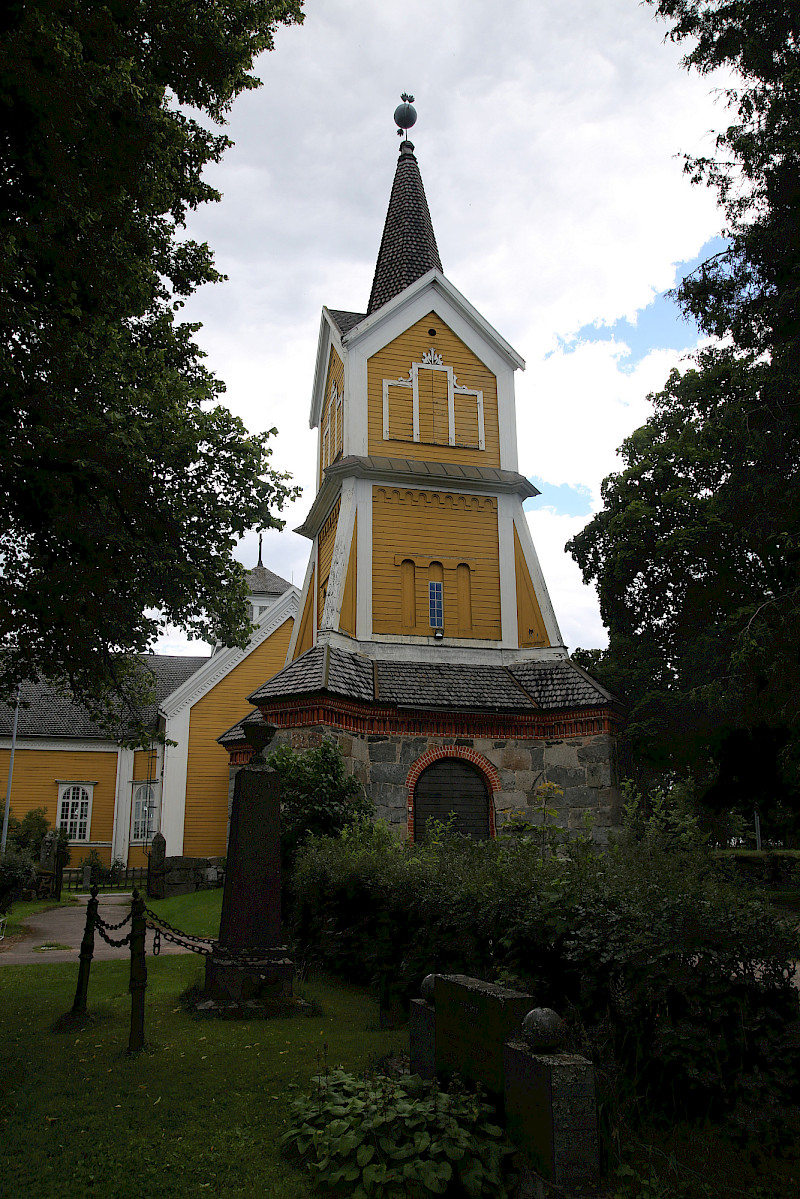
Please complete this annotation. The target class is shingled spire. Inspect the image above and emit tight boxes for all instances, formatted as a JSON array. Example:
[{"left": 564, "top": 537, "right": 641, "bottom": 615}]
[{"left": 367, "top": 138, "right": 443, "bottom": 315}]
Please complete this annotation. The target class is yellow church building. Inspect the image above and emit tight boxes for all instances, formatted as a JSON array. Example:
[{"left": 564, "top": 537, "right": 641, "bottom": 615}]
[
  {"left": 0, "top": 563, "right": 298, "bottom": 865},
  {"left": 223, "top": 103, "right": 623, "bottom": 844}
]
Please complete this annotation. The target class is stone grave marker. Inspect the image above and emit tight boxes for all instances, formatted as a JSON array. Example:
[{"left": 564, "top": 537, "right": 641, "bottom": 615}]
[
  {"left": 147, "top": 831, "right": 166, "bottom": 899},
  {"left": 503, "top": 1008, "right": 599, "bottom": 1189},
  {"left": 434, "top": 974, "right": 533, "bottom": 1096},
  {"left": 203, "top": 761, "right": 293, "bottom": 1002},
  {"left": 409, "top": 973, "right": 437, "bottom": 1079}
]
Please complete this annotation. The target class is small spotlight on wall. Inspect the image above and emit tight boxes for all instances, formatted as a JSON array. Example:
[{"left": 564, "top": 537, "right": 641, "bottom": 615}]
[{"left": 433, "top": 628, "right": 444, "bottom": 641}]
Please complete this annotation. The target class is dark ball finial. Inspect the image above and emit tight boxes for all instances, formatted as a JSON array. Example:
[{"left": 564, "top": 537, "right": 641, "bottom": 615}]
[{"left": 394, "top": 93, "right": 417, "bottom": 137}]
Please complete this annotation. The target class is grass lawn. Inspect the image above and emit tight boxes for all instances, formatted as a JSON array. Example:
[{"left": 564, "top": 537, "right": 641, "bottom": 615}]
[
  {"left": 0, "top": 890, "right": 407, "bottom": 1199},
  {"left": 146, "top": 887, "right": 224, "bottom": 937}
]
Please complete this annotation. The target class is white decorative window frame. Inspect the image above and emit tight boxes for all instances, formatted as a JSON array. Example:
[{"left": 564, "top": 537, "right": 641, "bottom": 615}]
[
  {"left": 382, "top": 348, "right": 485, "bottom": 450},
  {"left": 130, "top": 780, "right": 161, "bottom": 844},
  {"left": 57, "top": 780, "right": 95, "bottom": 843}
]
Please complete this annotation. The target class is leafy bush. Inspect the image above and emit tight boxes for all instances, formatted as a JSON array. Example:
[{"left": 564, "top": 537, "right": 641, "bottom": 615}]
[
  {"left": 281, "top": 1066, "right": 514, "bottom": 1197},
  {"left": 266, "top": 740, "right": 374, "bottom": 873},
  {"left": 291, "top": 793, "right": 800, "bottom": 1121},
  {"left": 0, "top": 843, "right": 35, "bottom": 913},
  {"left": 6, "top": 806, "right": 70, "bottom": 862},
  {"left": 6, "top": 806, "right": 51, "bottom": 852}
]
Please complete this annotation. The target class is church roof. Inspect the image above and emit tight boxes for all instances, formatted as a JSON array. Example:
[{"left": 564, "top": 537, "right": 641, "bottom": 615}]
[
  {"left": 245, "top": 564, "right": 291, "bottom": 595},
  {"left": 367, "top": 140, "right": 443, "bottom": 316},
  {"left": 247, "top": 646, "right": 616, "bottom": 714},
  {"left": 0, "top": 656, "right": 208, "bottom": 740},
  {"left": 327, "top": 309, "right": 366, "bottom": 336}
]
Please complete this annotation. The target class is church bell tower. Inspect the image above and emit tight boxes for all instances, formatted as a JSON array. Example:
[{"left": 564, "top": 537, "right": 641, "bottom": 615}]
[{"left": 235, "top": 99, "right": 623, "bottom": 843}]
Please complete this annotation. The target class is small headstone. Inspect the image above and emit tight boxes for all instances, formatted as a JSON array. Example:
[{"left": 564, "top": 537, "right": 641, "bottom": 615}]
[
  {"left": 40, "top": 830, "right": 57, "bottom": 870},
  {"left": 147, "top": 832, "right": 166, "bottom": 899},
  {"left": 409, "top": 1000, "right": 436, "bottom": 1078},
  {"left": 434, "top": 974, "right": 533, "bottom": 1097},
  {"left": 81, "top": 864, "right": 92, "bottom": 890},
  {"left": 503, "top": 1037, "right": 599, "bottom": 1189}
]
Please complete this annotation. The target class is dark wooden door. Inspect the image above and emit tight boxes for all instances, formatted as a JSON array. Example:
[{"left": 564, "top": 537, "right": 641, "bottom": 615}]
[{"left": 414, "top": 759, "right": 490, "bottom": 842}]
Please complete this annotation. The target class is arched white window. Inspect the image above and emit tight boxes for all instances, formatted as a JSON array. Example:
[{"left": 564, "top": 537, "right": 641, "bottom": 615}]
[
  {"left": 131, "top": 782, "right": 159, "bottom": 843},
  {"left": 57, "top": 783, "right": 93, "bottom": 842}
]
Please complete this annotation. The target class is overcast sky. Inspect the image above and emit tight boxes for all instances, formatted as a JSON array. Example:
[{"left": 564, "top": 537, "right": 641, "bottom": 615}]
[{"left": 160, "top": 0, "right": 728, "bottom": 655}]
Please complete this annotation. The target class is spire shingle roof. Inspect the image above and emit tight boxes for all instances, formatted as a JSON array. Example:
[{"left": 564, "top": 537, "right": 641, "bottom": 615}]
[{"left": 367, "top": 140, "right": 442, "bottom": 315}]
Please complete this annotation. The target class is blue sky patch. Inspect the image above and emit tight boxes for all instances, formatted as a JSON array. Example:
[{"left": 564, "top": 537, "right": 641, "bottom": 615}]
[
  {"left": 555, "top": 237, "right": 727, "bottom": 370},
  {"left": 525, "top": 480, "right": 594, "bottom": 518}
]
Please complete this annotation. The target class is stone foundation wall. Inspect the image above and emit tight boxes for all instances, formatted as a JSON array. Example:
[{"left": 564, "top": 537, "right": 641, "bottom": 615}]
[
  {"left": 253, "top": 725, "right": 620, "bottom": 844},
  {"left": 159, "top": 855, "right": 226, "bottom": 898}
]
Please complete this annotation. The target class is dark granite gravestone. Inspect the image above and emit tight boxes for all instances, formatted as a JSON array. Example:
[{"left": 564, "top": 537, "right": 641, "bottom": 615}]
[
  {"left": 203, "top": 762, "right": 293, "bottom": 1002},
  {"left": 503, "top": 1041, "right": 599, "bottom": 1188},
  {"left": 434, "top": 974, "right": 533, "bottom": 1097},
  {"left": 147, "top": 831, "right": 166, "bottom": 899}
]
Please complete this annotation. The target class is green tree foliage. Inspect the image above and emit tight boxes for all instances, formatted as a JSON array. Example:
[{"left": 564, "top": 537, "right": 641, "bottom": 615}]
[
  {"left": 0, "top": 0, "right": 303, "bottom": 716},
  {"left": 568, "top": 0, "right": 800, "bottom": 820},
  {"left": 265, "top": 739, "right": 374, "bottom": 871}
]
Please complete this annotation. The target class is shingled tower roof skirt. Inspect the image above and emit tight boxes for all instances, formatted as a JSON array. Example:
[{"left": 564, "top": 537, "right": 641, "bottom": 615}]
[{"left": 366, "top": 140, "right": 443, "bottom": 315}]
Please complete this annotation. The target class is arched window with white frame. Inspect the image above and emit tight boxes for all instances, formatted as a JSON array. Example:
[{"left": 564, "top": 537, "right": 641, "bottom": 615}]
[{"left": 57, "top": 782, "right": 94, "bottom": 843}]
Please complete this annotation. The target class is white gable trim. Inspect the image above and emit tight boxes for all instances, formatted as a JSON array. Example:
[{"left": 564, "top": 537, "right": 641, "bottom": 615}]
[
  {"left": 310, "top": 309, "right": 346, "bottom": 430},
  {"left": 160, "top": 588, "right": 300, "bottom": 719},
  {"left": 344, "top": 271, "right": 525, "bottom": 373}
]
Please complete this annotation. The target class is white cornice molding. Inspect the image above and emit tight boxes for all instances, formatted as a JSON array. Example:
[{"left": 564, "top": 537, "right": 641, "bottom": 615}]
[
  {"left": 295, "top": 457, "right": 538, "bottom": 541},
  {"left": 160, "top": 588, "right": 300, "bottom": 719},
  {"left": 343, "top": 271, "right": 525, "bottom": 372}
]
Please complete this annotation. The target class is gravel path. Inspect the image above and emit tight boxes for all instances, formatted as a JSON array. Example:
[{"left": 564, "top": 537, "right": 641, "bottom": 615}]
[{"left": 0, "top": 893, "right": 191, "bottom": 966}]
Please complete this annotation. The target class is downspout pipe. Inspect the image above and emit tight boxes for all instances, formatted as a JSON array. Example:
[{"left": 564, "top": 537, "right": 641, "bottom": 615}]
[{"left": 1, "top": 688, "right": 21, "bottom": 854}]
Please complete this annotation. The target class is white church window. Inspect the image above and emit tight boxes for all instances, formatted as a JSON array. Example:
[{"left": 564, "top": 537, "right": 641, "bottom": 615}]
[
  {"left": 131, "top": 782, "right": 159, "bottom": 843},
  {"left": 57, "top": 783, "right": 93, "bottom": 842}
]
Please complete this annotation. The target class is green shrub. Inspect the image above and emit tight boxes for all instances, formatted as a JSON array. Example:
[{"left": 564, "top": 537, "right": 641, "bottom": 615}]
[
  {"left": 267, "top": 740, "right": 374, "bottom": 875},
  {"left": 291, "top": 796, "right": 800, "bottom": 1121},
  {"left": 6, "top": 806, "right": 70, "bottom": 862},
  {"left": 0, "top": 843, "right": 35, "bottom": 913},
  {"left": 281, "top": 1067, "right": 514, "bottom": 1197}
]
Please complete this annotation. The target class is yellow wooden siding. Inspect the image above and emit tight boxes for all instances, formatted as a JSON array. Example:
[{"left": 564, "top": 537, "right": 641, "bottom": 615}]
[
  {"left": 514, "top": 526, "right": 549, "bottom": 647},
  {"left": 0, "top": 747, "right": 118, "bottom": 853},
  {"left": 368, "top": 313, "right": 500, "bottom": 466},
  {"left": 132, "top": 747, "right": 158, "bottom": 782},
  {"left": 293, "top": 570, "right": 316, "bottom": 660},
  {"left": 317, "top": 499, "right": 340, "bottom": 628},
  {"left": 127, "top": 845, "right": 150, "bottom": 868},
  {"left": 339, "top": 514, "right": 358, "bottom": 636},
  {"left": 182, "top": 618, "right": 295, "bottom": 857},
  {"left": 319, "top": 346, "right": 345, "bottom": 483},
  {"left": 372, "top": 487, "right": 501, "bottom": 638}
]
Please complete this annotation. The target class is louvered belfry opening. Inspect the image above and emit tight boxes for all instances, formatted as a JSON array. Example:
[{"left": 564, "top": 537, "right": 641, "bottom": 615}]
[{"left": 413, "top": 759, "right": 490, "bottom": 842}]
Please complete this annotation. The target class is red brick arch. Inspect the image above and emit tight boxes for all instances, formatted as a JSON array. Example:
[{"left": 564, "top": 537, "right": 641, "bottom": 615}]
[{"left": 406, "top": 748, "right": 500, "bottom": 840}]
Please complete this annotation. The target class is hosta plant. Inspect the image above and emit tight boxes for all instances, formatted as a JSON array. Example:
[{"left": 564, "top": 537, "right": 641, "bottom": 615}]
[{"left": 280, "top": 1066, "right": 514, "bottom": 1197}]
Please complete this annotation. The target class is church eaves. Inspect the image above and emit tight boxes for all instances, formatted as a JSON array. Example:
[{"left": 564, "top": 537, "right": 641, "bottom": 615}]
[{"left": 366, "top": 139, "right": 443, "bottom": 316}]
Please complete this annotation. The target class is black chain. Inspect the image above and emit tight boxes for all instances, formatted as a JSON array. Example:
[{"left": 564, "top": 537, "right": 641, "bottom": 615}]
[
  {"left": 143, "top": 907, "right": 216, "bottom": 944},
  {"left": 95, "top": 924, "right": 133, "bottom": 948},
  {"left": 143, "top": 906, "right": 291, "bottom": 963},
  {"left": 95, "top": 911, "right": 132, "bottom": 932}
]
